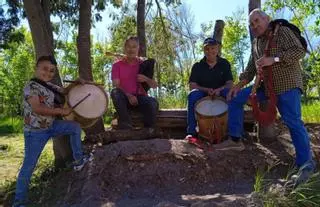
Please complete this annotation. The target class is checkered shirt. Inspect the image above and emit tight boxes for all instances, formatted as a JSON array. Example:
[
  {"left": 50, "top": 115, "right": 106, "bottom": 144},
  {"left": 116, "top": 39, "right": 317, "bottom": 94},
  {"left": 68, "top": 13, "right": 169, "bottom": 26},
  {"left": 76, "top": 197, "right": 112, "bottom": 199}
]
[{"left": 239, "top": 26, "right": 306, "bottom": 95}]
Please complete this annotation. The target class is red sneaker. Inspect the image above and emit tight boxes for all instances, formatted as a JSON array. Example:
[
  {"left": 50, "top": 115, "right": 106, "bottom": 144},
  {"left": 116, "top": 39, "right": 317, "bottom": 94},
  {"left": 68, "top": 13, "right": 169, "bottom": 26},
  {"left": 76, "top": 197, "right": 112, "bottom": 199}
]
[{"left": 185, "top": 135, "right": 204, "bottom": 149}]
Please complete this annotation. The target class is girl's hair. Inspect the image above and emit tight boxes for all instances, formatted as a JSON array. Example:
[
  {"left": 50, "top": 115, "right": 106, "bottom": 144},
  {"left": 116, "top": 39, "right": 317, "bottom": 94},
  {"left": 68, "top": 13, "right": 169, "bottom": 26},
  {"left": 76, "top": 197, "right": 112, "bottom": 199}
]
[{"left": 124, "top": 36, "right": 139, "bottom": 46}]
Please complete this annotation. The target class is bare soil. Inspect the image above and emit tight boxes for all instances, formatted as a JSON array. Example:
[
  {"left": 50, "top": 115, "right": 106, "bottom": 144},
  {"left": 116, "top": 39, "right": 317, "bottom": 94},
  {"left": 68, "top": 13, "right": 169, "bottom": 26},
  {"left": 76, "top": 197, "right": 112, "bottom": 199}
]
[{"left": 7, "top": 121, "right": 319, "bottom": 207}]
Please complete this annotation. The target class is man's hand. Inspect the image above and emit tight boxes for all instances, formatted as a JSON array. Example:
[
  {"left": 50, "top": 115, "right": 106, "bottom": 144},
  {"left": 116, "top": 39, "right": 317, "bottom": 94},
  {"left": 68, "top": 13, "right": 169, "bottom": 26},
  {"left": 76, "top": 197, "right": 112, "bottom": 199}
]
[
  {"left": 74, "top": 77, "right": 86, "bottom": 85},
  {"left": 207, "top": 88, "right": 215, "bottom": 96},
  {"left": 226, "top": 81, "right": 247, "bottom": 101},
  {"left": 208, "top": 88, "right": 223, "bottom": 97},
  {"left": 58, "top": 107, "right": 72, "bottom": 116},
  {"left": 256, "top": 56, "right": 275, "bottom": 68},
  {"left": 137, "top": 74, "right": 149, "bottom": 83},
  {"left": 127, "top": 94, "right": 138, "bottom": 106},
  {"left": 227, "top": 86, "right": 241, "bottom": 101}
]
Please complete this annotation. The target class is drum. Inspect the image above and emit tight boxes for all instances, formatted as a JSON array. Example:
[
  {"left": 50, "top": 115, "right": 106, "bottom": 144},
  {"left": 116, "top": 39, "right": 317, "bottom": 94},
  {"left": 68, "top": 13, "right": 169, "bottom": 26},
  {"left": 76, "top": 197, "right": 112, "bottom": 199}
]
[
  {"left": 64, "top": 83, "right": 108, "bottom": 128},
  {"left": 195, "top": 96, "right": 228, "bottom": 143}
]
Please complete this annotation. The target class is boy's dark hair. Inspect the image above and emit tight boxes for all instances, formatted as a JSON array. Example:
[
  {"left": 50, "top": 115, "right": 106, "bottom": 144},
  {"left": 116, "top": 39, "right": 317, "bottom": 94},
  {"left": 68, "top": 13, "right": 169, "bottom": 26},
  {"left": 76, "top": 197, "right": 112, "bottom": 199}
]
[
  {"left": 124, "top": 36, "right": 139, "bottom": 46},
  {"left": 36, "top": 55, "right": 57, "bottom": 66}
]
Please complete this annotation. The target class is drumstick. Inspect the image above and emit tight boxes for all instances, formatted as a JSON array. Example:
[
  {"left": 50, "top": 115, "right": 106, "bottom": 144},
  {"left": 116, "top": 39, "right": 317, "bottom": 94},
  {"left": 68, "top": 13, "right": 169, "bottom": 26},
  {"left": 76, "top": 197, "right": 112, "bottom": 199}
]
[
  {"left": 63, "top": 80, "right": 77, "bottom": 83},
  {"left": 71, "top": 93, "right": 91, "bottom": 109}
]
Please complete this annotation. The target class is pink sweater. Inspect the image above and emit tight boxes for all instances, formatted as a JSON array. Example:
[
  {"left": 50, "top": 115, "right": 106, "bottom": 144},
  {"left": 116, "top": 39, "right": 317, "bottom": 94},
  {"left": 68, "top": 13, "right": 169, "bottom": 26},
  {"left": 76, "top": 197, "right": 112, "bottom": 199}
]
[{"left": 111, "top": 59, "right": 147, "bottom": 96}]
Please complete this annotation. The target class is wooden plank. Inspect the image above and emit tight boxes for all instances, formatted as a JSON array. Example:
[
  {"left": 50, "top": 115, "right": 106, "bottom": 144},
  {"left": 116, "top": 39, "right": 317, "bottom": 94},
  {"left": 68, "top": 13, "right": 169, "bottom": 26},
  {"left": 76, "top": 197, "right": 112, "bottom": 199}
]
[{"left": 112, "top": 109, "right": 255, "bottom": 129}]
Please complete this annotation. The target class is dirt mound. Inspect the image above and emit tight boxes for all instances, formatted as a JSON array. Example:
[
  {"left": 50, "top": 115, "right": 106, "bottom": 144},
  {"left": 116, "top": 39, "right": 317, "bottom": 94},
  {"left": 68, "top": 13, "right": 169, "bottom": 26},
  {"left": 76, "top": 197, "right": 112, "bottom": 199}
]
[
  {"left": 28, "top": 121, "right": 320, "bottom": 207},
  {"left": 50, "top": 133, "right": 293, "bottom": 207}
]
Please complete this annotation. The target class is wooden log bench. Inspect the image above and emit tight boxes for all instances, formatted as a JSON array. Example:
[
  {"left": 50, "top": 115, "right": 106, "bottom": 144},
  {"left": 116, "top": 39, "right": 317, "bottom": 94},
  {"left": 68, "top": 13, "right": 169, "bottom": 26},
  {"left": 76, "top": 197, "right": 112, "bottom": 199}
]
[{"left": 110, "top": 108, "right": 257, "bottom": 139}]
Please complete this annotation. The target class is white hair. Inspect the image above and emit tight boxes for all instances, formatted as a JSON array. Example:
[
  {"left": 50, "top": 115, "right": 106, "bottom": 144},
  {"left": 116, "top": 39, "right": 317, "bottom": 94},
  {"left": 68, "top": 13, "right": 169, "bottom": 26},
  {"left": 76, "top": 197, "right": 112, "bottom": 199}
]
[{"left": 249, "top": 8, "right": 270, "bottom": 19}]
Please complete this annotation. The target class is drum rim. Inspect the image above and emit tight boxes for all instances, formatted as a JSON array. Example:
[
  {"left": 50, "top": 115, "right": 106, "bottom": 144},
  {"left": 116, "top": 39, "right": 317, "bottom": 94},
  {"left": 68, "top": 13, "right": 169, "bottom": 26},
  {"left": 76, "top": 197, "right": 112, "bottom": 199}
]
[
  {"left": 195, "top": 96, "right": 228, "bottom": 118},
  {"left": 66, "top": 83, "right": 108, "bottom": 119}
]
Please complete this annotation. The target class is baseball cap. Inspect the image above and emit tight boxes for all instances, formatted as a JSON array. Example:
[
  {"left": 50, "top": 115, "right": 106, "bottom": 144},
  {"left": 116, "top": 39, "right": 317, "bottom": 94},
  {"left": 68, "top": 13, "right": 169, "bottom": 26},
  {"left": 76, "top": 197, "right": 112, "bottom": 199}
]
[{"left": 203, "top": 37, "right": 220, "bottom": 46}]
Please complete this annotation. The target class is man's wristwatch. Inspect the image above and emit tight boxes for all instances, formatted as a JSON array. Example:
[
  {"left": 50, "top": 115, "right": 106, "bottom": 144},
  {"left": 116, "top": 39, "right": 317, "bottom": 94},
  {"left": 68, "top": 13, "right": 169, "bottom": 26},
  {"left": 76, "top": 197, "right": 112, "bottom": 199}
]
[{"left": 274, "top": 57, "right": 280, "bottom": 63}]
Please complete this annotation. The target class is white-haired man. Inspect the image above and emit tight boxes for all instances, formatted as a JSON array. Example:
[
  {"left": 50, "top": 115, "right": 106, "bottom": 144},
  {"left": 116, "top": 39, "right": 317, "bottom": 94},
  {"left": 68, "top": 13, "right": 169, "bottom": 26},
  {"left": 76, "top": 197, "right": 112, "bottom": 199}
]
[{"left": 215, "top": 9, "right": 315, "bottom": 187}]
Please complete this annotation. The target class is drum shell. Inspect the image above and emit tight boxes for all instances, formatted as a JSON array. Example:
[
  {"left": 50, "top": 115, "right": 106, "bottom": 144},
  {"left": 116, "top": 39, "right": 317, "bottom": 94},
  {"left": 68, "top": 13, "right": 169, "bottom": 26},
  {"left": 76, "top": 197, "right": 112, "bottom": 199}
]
[
  {"left": 195, "top": 96, "right": 228, "bottom": 143},
  {"left": 63, "top": 106, "right": 100, "bottom": 128},
  {"left": 63, "top": 83, "right": 108, "bottom": 129}
]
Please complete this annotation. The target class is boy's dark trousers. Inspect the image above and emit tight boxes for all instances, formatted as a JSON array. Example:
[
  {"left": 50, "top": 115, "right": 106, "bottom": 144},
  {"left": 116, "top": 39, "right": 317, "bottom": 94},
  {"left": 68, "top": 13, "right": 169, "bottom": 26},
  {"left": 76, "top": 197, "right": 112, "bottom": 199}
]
[{"left": 111, "top": 88, "right": 158, "bottom": 128}]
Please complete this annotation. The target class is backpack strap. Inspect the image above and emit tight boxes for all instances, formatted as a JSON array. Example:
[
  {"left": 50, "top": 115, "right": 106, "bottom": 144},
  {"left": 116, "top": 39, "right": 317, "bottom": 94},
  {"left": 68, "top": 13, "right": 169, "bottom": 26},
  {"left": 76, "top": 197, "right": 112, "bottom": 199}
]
[
  {"left": 269, "top": 19, "right": 308, "bottom": 51},
  {"left": 30, "top": 78, "right": 65, "bottom": 105}
]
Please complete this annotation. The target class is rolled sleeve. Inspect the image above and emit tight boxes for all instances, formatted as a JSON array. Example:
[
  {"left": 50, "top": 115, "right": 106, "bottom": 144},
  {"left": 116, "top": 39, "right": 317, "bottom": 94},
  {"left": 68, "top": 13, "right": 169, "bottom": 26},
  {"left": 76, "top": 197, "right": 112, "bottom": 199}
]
[{"left": 24, "top": 84, "right": 39, "bottom": 100}]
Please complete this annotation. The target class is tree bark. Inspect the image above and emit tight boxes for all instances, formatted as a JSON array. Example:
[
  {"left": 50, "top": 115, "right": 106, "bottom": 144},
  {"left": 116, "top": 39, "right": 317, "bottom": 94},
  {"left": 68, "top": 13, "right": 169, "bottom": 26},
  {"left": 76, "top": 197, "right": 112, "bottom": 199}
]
[
  {"left": 77, "top": 0, "right": 105, "bottom": 138},
  {"left": 248, "top": 0, "right": 261, "bottom": 41},
  {"left": 23, "top": 0, "right": 72, "bottom": 168},
  {"left": 137, "top": 0, "right": 147, "bottom": 57},
  {"left": 213, "top": 20, "right": 225, "bottom": 56},
  {"left": 78, "top": 0, "right": 93, "bottom": 81}
]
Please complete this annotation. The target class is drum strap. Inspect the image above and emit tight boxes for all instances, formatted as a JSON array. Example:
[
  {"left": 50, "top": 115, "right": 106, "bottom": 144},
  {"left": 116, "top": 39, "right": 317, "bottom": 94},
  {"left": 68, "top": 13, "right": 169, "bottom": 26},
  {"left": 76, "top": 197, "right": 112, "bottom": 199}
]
[
  {"left": 249, "top": 26, "right": 278, "bottom": 126},
  {"left": 30, "top": 78, "right": 65, "bottom": 105}
]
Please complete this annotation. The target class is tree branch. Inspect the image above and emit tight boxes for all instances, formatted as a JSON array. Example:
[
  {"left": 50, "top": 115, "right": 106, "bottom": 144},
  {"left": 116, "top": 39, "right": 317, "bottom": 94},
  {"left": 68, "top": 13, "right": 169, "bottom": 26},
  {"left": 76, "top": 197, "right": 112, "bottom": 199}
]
[{"left": 154, "top": 0, "right": 169, "bottom": 39}]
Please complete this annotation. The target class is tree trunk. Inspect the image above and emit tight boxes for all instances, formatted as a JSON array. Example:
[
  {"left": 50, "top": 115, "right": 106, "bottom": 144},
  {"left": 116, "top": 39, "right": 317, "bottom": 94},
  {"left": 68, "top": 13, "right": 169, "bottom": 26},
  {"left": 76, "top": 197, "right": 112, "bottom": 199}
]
[
  {"left": 77, "top": 0, "right": 105, "bottom": 138},
  {"left": 248, "top": 0, "right": 261, "bottom": 41},
  {"left": 213, "top": 20, "right": 225, "bottom": 56},
  {"left": 78, "top": 0, "right": 93, "bottom": 81},
  {"left": 137, "top": 0, "right": 147, "bottom": 57},
  {"left": 23, "top": 0, "right": 72, "bottom": 168}
]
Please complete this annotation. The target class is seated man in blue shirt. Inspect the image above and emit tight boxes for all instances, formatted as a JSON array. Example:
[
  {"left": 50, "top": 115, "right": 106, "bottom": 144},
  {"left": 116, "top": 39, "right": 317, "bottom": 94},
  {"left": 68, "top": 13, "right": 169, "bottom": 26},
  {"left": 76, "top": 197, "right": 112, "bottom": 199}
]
[{"left": 186, "top": 38, "right": 233, "bottom": 140}]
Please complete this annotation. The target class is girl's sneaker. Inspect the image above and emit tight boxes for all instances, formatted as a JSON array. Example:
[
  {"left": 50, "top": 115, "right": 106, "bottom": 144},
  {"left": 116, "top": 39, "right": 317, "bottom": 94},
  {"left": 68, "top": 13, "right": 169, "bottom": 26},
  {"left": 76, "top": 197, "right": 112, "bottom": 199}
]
[{"left": 73, "top": 153, "right": 94, "bottom": 171}]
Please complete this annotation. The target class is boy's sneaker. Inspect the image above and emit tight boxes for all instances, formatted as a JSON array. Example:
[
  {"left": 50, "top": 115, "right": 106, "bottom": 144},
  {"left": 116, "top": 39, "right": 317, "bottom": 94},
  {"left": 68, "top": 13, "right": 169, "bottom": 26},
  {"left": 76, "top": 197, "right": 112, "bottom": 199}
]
[{"left": 73, "top": 153, "right": 94, "bottom": 171}]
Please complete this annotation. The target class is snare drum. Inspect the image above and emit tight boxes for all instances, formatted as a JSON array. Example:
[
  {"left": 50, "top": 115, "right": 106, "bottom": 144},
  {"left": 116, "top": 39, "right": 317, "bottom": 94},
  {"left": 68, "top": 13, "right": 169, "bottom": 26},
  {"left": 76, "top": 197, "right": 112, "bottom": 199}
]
[
  {"left": 64, "top": 83, "right": 108, "bottom": 128},
  {"left": 195, "top": 96, "right": 228, "bottom": 143}
]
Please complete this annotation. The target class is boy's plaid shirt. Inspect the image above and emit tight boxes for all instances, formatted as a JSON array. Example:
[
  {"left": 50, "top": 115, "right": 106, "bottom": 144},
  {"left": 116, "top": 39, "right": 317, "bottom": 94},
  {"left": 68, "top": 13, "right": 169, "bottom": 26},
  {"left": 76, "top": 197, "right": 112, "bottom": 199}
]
[{"left": 239, "top": 26, "right": 306, "bottom": 95}]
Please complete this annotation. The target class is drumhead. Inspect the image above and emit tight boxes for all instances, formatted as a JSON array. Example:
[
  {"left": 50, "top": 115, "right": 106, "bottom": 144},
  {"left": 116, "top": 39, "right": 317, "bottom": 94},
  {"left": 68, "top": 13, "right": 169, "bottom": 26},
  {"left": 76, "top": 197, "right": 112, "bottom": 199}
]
[
  {"left": 195, "top": 98, "right": 228, "bottom": 116},
  {"left": 68, "top": 84, "right": 107, "bottom": 118}
]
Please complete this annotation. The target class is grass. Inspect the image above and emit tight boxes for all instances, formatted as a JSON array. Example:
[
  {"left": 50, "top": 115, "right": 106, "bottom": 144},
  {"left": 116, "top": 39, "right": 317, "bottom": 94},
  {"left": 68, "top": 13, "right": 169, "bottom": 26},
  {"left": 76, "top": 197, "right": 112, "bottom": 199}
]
[
  {"left": 0, "top": 117, "right": 23, "bottom": 134},
  {"left": 301, "top": 101, "right": 320, "bottom": 123},
  {"left": 0, "top": 133, "right": 55, "bottom": 205},
  {"left": 253, "top": 165, "right": 320, "bottom": 207},
  {"left": 262, "top": 173, "right": 320, "bottom": 207},
  {"left": 289, "top": 173, "right": 320, "bottom": 206},
  {"left": 158, "top": 92, "right": 188, "bottom": 109}
]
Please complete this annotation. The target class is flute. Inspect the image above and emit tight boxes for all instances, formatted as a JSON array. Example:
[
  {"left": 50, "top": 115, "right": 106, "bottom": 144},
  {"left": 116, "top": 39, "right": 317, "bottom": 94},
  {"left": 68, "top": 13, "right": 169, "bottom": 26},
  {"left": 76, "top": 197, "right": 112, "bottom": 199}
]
[
  {"left": 105, "top": 51, "right": 126, "bottom": 59},
  {"left": 105, "top": 51, "right": 148, "bottom": 61}
]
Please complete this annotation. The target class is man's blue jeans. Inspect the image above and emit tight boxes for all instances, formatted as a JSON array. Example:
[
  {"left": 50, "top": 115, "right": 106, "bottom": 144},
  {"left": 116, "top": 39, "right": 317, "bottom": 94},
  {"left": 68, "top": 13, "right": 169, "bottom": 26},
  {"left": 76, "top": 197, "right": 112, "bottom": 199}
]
[
  {"left": 187, "top": 87, "right": 312, "bottom": 167},
  {"left": 14, "top": 120, "right": 83, "bottom": 203},
  {"left": 221, "top": 86, "right": 312, "bottom": 167},
  {"left": 187, "top": 89, "right": 207, "bottom": 135}
]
